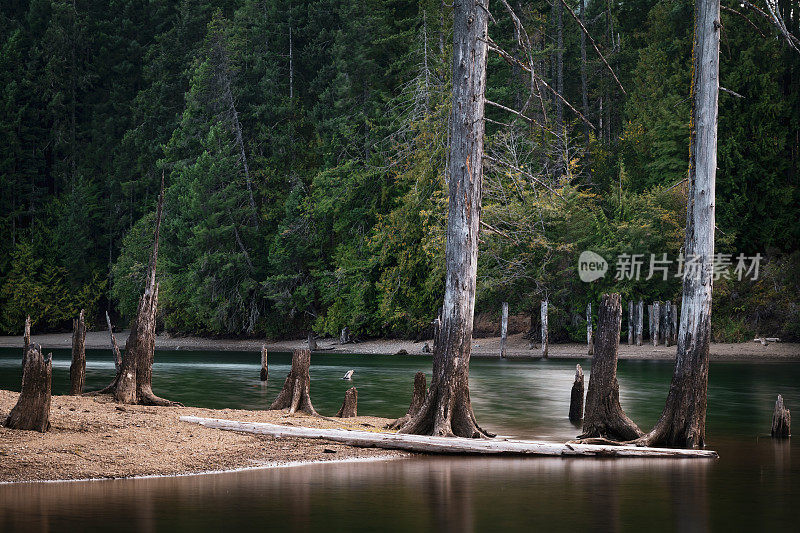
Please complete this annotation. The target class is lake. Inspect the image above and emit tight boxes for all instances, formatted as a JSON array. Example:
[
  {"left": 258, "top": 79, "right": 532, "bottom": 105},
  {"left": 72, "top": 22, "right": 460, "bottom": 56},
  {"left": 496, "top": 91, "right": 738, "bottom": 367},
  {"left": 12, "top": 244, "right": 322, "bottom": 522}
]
[{"left": 1, "top": 348, "right": 798, "bottom": 531}]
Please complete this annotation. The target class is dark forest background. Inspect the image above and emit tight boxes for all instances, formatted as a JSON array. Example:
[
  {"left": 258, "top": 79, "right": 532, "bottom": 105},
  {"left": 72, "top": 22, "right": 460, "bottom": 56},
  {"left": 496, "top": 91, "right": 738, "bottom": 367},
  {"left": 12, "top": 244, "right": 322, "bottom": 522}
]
[{"left": 1, "top": 0, "right": 798, "bottom": 341}]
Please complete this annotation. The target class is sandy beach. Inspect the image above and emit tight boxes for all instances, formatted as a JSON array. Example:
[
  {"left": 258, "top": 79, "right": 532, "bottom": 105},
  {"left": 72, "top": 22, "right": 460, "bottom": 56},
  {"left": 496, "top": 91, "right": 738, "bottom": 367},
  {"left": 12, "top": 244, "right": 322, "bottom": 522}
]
[
  {"left": 0, "top": 391, "right": 407, "bottom": 483},
  {"left": 1, "top": 331, "right": 798, "bottom": 361}
]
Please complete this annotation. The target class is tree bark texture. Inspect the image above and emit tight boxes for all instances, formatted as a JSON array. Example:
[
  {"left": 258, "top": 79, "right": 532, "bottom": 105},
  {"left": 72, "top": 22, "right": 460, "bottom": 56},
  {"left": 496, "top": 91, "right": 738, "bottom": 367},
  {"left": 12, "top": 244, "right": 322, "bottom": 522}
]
[
  {"left": 397, "top": 0, "right": 491, "bottom": 438},
  {"left": 336, "top": 387, "right": 358, "bottom": 418},
  {"left": 569, "top": 364, "right": 584, "bottom": 423},
  {"left": 69, "top": 309, "right": 86, "bottom": 395},
  {"left": 5, "top": 344, "right": 52, "bottom": 432},
  {"left": 636, "top": 0, "right": 719, "bottom": 448},
  {"left": 771, "top": 394, "right": 791, "bottom": 438},
  {"left": 580, "top": 294, "right": 643, "bottom": 441},
  {"left": 269, "top": 349, "right": 317, "bottom": 415}
]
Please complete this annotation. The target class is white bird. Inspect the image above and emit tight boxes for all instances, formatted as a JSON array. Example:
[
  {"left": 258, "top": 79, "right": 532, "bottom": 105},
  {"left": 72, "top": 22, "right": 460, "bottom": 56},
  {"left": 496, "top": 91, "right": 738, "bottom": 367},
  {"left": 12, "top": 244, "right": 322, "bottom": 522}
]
[{"left": 342, "top": 370, "right": 354, "bottom": 380}]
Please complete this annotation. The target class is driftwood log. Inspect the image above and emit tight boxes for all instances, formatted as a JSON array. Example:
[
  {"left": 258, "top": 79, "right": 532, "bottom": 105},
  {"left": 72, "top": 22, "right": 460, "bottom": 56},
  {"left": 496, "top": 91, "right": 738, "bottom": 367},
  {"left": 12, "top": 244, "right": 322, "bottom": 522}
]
[
  {"left": 771, "top": 394, "right": 791, "bottom": 438},
  {"left": 269, "top": 348, "right": 317, "bottom": 415},
  {"left": 260, "top": 345, "right": 268, "bottom": 381},
  {"left": 69, "top": 309, "right": 86, "bottom": 395},
  {"left": 5, "top": 344, "right": 52, "bottom": 432},
  {"left": 336, "top": 387, "right": 358, "bottom": 418},
  {"left": 387, "top": 371, "right": 428, "bottom": 429},
  {"left": 580, "top": 294, "right": 644, "bottom": 441},
  {"left": 569, "top": 364, "right": 585, "bottom": 423},
  {"left": 181, "top": 416, "right": 718, "bottom": 458}
]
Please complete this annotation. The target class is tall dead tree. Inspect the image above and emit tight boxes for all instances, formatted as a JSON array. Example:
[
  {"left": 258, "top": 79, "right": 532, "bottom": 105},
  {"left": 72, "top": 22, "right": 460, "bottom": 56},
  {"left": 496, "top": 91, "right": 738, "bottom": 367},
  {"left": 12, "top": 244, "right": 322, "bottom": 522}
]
[
  {"left": 500, "top": 302, "right": 508, "bottom": 358},
  {"left": 269, "top": 349, "right": 317, "bottom": 415},
  {"left": 5, "top": 344, "right": 52, "bottom": 432},
  {"left": 586, "top": 302, "right": 594, "bottom": 355},
  {"left": 106, "top": 311, "right": 122, "bottom": 372},
  {"left": 69, "top": 309, "right": 86, "bottom": 395},
  {"left": 398, "top": 0, "right": 491, "bottom": 438},
  {"left": 23, "top": 315, "right": 30, "bottom": 356},
  {"left": 579, "top": 294, "right": 643, "bottom": 441},
  {"left": 634, "top": 0, "right": 720, "bottom": 448},
  {"left": 113, "top": 179, "right": 181, "bottom": 406}
]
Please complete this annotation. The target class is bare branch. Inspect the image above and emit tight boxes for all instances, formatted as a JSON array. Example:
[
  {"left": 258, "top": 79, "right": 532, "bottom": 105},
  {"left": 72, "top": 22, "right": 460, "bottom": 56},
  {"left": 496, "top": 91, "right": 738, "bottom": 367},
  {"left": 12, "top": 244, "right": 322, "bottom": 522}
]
[{"left": 483, "top": 154, "right": 567, "bottom": 201}]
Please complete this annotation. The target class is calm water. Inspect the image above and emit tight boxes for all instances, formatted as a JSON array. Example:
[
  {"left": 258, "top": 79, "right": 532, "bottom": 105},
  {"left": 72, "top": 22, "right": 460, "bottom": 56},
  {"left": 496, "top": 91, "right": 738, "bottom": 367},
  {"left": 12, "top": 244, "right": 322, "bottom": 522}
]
[{"left": 1, "top": 347, "right": 798, "bottom": 531}]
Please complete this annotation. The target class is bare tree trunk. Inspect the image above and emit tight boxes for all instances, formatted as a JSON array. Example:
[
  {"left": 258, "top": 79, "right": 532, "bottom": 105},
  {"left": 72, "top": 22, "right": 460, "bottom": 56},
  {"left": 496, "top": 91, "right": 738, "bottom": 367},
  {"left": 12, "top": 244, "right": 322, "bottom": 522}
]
[
  {"left": 340, "top": 327, "right": 350, "bottom": 345},
  {"left": 500, "top": 302, "right": 508, "bottom": 358},
  {"left": 569, "top": 363, "right": 584, "bottom": 423},
  {"left": 5, "top": 344, "right": 52, "bottom": 432},
  {"left": 628, "top": 300, "right": 634, "bottom": 345},
  {"left": 398, "top": 0, "right": 491, "bottom": 438},
  {"left": 580, "top": 294, "right": 643, "bottom": 440},
  {"left": 635, "top": 0, "right": 719, "bottom": 448},
  {"left": 387, "top": 372, "right": 428, "bottom": 429},
  {"left": 106, "top": 311, "right": 122, "bottom": 372},
  {"left": 23, "top": 315, "right": 30, "bottom": 357},
  {"left": 114, "top": 177, "right": 181, "bottom": 407},
  {"left": 555, "top": 0, "right": 564, "bottom": 127},
  {"left": 771, "top": 394, "right": 791, "bottom": 438},
  {"left": 579, "top": 0, "right": 591, "bottom": 149},
  {"left": 541, "top": 300, "right": 549, "bottom": 358},
  {"left": 663, "top": 301, "right": 672, "bottom": 347},
  {"left": 260, "top": 345, "right": 268, "bottom": 381},
  {"left": 269, "top": 349, "right": 318, "bottom": 415},
  {"left": 336, "top": 387, "right": 358, "bottom": 418},
  {"left": 587, "top": 302, "right": 594, "bottom": 355},
  {"left": 69, "top": 309, "right": 86, "bottom": 395},
  {"left": 308, "top": 332, "right": 317, "bottom": 351},
  {"left": 636, "top": 300, "right": 644, "bottom": 346}
]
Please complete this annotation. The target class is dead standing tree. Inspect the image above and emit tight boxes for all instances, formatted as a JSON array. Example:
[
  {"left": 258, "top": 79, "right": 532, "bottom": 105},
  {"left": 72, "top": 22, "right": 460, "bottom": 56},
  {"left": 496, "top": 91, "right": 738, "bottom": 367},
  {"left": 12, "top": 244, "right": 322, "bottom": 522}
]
[
  {"left": 112, "top": 180, "right": 181, "bottom": 406},
  {"left": 269, "top": 349, "right": 318, "bottom": 415},
  {"left": 69, "top": 309, "right": 86, "bottom": 395},
  {"left": 397, "top": 0, "right": 492, "bottom": 438},
  {"left": 580, "top": 294, "right": 643, "bottom": 441},
  {"left": 5, "top": 343, "right": 52, "bottom": 432}
]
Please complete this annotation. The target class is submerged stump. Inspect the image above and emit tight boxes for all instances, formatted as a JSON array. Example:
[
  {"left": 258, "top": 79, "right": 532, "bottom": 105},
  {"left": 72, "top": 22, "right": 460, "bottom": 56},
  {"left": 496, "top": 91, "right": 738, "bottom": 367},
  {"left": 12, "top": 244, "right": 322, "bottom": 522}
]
[
  {"left": 5, "top": 344, "right": 52, "bottom": 432},
  {"left": 580, "top": 294, "right": 643, "bottom": 441},
  {"left": 70, "top": 309, "right": 86, "bottom": 395},
  {"left": 569, "top": 364, "right": 585, "bottom": 423},
  {"left": 269, "top": 349, "right": 317, "bottom": 415},
  {"left": 260, "top": 345, "right": 268, "bottom": 381},
  {"left": 336, "top": 387, "right": 358, "bottom": 418},
  {"left": 387, "top": 371, "right": 427, "bottom": 429},
  {"left": 771, "top": 394, "right": 791, "bottom": 438}
]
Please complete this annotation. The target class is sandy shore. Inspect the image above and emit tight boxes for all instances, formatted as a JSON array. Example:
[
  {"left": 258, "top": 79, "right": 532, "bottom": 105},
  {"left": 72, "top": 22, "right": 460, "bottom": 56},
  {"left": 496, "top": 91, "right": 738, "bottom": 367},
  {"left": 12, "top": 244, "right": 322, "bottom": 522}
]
[
  {"left": 1, "top": 331, "right": 798, "bottom": 361},
  {"left": 0, "top": 391, "right": 408, "bottom": 483}
]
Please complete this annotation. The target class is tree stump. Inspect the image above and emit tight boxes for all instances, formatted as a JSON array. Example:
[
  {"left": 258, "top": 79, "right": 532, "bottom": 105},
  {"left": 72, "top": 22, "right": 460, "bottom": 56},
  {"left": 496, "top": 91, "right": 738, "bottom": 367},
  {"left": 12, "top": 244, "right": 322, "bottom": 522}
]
[
  {"left": 580, "top": 294, "right": 643, "bottom": 440},
  {"left": 663, "top": 301, "right": 672, "bottom": 347},
  {"left": 541, "top": 300, "right": 549, "bottom": 358},
  {"left": 636, "top": 300, "right": 644, "bottom": 346},
  {"left": 23, "top": 315, "right": 31, "bottom": 358},
  {"left": 336, "top": 387, "right": 358, "bottom": 418},
  {"left": 308, "top": 333, "right": 317, "bottom": 351},
  {"left": 339, "top": 327, "right": 350, "bottom": 345},
  {"left": 587, "top": 303, "right": 594, "bottom": 355},
  {"left": 771, "top": 394, "right": 791, "bottom": 438},
  {"left": 653, "top": 301, "right": 661, "bottom": 346},
  {"left": 387, "top": 371, "right": 427, "bottom": 429},
  {"left": 106, "top": 311, "right": 122, "bottom": 372},
  {"left": 5, "top": 344, "right": 52, "bottom": 432},
  {"left": 269, "top": 349, "right": 317, "bottom": 415},
  {"left": 260, "top": 345, "right": 268, "bottom": 381},
  {"left": 627, "top": 300, "right": 634, "bottom": 345},
  {"left": 500, "top": 302, "right": 508, "bottom": 358},
  {"left": 70, "top": 309, "right": 86, "bottom": 395},
  {"left": 569, "top": 364, "right": 585, "bottom": 423}
]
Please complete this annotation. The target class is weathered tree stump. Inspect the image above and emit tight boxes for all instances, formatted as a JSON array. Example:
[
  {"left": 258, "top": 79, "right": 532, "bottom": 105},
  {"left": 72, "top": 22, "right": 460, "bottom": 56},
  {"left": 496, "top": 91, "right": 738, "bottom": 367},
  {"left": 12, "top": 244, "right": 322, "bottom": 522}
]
[
  {"left": 771, "top": 394, "right": 791, "bottom": 438},
  {"left": 653, "top": 301, "right": 661, "bottom": 346},
  {"left": 541, "top": 300, "right": 549, "bottom": 358},
  {"left": 627, "top": 300, "right": 634, "bottom": 345},
  {"left": 500, "top": 302, "right": 508, "bottom": 358},
  {"left": 69, "top": 309, "right": 86, "bottom": 395},
  {"left": 569, "top": 364, "right": 585, "bottom": 423},
  {"left": 336, "top": 387, "right": 358, "bottom": 418},
  {"left": 260, "top": 345, "right": 268, "bottom": 381},
  {"left": 23, "top": 315, "right": 31, "bottom": 357},
  {"left": 663, "top": 301, "right": 672, "bottom": 347},
  {"left": 648, "top": 304, "right": 654, "bottom": 342},
  {"left": 106, "top": 311, "right": 122, "bottom": 372},
  {"left": 269, "top": 349, "right": 317, "bottom": 415},
  {"left": 308, "top": 333, "right": 317, "bottom": 351},
  {"left": 387, "top": 371, "right": 427, "bottom": 429},
  {"left": 671, "top": 303, "right": 678, "bottom": 346},
  {"left": 340, "top": 327, "right": 350, "bottom": 345},
  {"left": 587, "top": 303, "right": 594, "bottom": 355},
  {"left": 636, "top": 300, "right": 644, "bottom": 346},
  {"left": 580, "top": 294, "right": 643, "bottom": 441},
  {"left": 5, "top": 344, "right": 52, "bottom": 432}
]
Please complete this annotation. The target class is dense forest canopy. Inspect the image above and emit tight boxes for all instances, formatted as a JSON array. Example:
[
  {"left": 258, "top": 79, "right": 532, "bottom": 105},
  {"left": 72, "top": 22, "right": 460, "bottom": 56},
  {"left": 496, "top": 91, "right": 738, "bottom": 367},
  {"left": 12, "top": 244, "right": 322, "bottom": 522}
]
[{"left": 1, "top": 0, "right": 798, "bottom": 341}]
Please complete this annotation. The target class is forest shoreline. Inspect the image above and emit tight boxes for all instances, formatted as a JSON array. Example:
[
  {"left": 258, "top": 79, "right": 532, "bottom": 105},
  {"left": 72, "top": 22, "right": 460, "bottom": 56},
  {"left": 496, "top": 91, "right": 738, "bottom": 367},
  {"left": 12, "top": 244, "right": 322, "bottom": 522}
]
[
  {"left": 0, "top": 331, "right": 798, "bottom": 361},
  {"left": 0, "top": 390, "right": 408, "bottom": 483}
]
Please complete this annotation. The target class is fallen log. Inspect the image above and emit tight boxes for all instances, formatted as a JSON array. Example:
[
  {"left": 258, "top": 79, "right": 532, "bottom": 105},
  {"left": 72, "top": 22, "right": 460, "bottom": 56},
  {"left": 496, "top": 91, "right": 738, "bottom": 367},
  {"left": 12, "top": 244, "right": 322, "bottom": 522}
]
[{"left": 179, "top": 416, "right": 719, "bottom": 458}]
